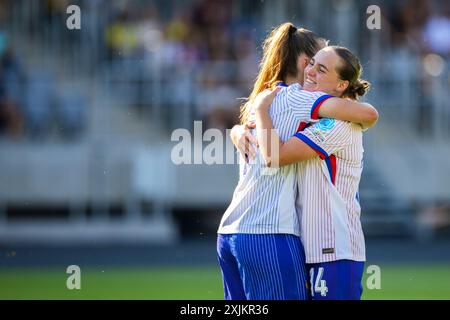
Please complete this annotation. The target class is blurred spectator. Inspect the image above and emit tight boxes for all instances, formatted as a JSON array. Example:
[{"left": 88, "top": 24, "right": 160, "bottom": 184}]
[
  {"left": 42, "top": 0, "right": 71, "bottom": 45},
  {"left": 163, "top": 14, "right": 205, "bottom": 58},
  {"left": 422, "top": 3, "right": 450, "bottom": 56},
  {"left": 3, "top": 0, "right": 445, "bottom": 139},
  {"left": 233, "top": 30, "right": 259, "bottom": 93},
  {"left": 162, "top": 9, "right": 207, "bottom": 66},
  {"left": 0, "top": 35, "right": 24, "bottom": 138},
  {"left": 56, "top": 86, "right": 87, "bottom": 141},
  {"left": 105, "top": 9, "right": 139, "bottom": 59},
  {"left": 389, "top": 0, "right": 431, "bottom": 51},
  {"left": 191, "top": 0, "right": 233, "bottom": 60},
  {"left": 206, "top": 27, "right": 234, "bottom": 61},
  {"left": 192, "top": 7, "right": 235, "bottom": 127},
  {"left": 23, "top": 69, "right": 56, "bottom": 139},
  {"left": 196, "top": 63, "right": 240, "bottom": 131},
  {"left": 385, "top": 0, "right": 450, "bottom": 135},
  {"left": 417, "top": 202, "right": 450, "bottom": 238},
  {"left": 43, "top": 0, "right": 70, "bottom": 21},
  {"left": 0, "top": 0, "right": 12, "bottom": 23},
  {"left": 191, "top": 0, "right": 232, "bottom": 31},
  {"left": 135, "top": 4, "right": 163, "bottom": 56}
]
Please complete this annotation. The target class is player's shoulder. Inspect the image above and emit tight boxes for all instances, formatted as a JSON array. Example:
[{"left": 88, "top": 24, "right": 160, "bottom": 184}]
[
  {"left": 287, "top": 85, "right": 329, "bottom": 99},
  {"left": 283, "top": 83, "right": 301, "bottom": 96},
  {"left": 302, "top": 89, "right": 329, "bottom": 97},
  {"left": 286, "top": 82, "right": 302, "bottom": 91}
]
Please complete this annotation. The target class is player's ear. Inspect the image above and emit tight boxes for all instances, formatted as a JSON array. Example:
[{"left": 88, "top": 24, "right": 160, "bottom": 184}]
[
  {"left": 336, "top": 79, "right": 349, "bottom": 95},
  {"left": 297, "top": 53, "right": 310, "bottom": 71},
  {"left": 301, "top": 56, "right": 310, "bottom": 69}
]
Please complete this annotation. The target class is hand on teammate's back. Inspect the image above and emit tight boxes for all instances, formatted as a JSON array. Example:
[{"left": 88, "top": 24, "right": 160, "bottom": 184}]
[
  {"left": 230, "top": 123, "right": 258, "bottom": 162},
  {"left": 254, "top": 87, "right": 281, "bottom": 111}
]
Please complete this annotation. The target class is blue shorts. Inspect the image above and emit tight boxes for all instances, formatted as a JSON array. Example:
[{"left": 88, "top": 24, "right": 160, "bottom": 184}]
[
  {"left": 217, "top": 233, "right": 309, "bottom": 300},
  {"left": 307, "top": 260, "right": 365, "bottom": 300}
]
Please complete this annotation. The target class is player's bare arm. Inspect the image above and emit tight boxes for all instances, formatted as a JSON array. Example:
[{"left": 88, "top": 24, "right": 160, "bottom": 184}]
[
  {"left": 254, "top": 88, "right": 316, "bottom": 167},
  {"left": 318, "top": 98, "right": 379, "bottom": 129},
  {"left": 234, "top": 94, "right": 377, "bottom": 164}
]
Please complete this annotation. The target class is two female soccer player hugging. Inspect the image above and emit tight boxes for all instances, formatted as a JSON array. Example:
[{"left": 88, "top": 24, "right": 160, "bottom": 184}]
[{"left": 217, "top": 22, "right": 379, "bottom": 300}]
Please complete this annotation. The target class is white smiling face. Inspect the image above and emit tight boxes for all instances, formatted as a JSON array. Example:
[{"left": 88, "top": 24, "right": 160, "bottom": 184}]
[{"left": 303, "top": 47, "right": 348, "bottom": 97}]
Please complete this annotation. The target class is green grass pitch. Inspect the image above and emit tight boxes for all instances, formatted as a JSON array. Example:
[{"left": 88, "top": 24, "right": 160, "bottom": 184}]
[{"left": 0, "top": 264, "right": 449, "bottom": 299}]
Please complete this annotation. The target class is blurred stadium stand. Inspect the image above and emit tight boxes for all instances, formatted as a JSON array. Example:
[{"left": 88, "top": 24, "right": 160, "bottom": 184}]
[{"left": 0, "top": 0, "right": 449, "bottom": 245}]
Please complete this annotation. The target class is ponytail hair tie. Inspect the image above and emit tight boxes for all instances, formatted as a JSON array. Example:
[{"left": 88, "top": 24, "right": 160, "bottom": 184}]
[{"left": 289, "top": 25, "right": 297, "bottom": 36}]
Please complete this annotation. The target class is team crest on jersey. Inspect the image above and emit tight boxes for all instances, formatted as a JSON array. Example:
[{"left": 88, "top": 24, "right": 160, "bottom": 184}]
[
  {"left": 316, "top": 118, "right": 335, "bottom": 131},
  {"left": 309, "top": 118, "right": 335, "bottom": 142}
]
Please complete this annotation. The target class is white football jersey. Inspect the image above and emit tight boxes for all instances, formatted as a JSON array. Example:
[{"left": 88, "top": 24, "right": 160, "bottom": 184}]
[
  {"left": 295, "top": 118, "right": 366, "bottom": 263},
  {"left": 218, "top": 84, "right": 332, "bottom": 236}
]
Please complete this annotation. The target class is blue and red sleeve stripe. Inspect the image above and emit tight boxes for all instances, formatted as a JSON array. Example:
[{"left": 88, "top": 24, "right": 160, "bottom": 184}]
[
  {"left": 311, "top": 94, "right": 334, "bottom": 120},
  {"left": 325, "top": 155, "right": 336, "bottom": 185},
  {"left": 293, "top": 132, "right": 336, "bottom": 185},
  {"left": 296, "top": 121, "right": 312, "bottom": 133},
  {"left": 293, "top": 133, "right": 329, "bottom": 160}
]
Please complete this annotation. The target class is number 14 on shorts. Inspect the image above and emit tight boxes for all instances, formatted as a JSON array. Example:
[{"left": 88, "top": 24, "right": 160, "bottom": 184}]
[{"left": 309, "top": 267, "right": 328, "bottom": 297}]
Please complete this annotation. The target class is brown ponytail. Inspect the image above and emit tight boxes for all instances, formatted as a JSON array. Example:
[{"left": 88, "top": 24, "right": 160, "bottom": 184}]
[{"left": 240, "top": 23, "right": 326, "bottom": 124}]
